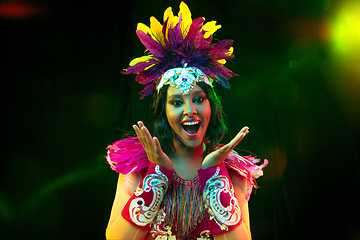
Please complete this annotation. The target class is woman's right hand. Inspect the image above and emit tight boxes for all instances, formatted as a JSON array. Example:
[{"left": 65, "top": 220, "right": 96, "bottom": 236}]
[{"left": 133, "top": 121, "right": 173, "bottom": 170}]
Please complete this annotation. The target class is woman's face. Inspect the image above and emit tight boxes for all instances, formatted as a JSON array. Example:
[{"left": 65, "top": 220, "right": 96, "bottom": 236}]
[{"left": 165, "top": 84, "right": 211, "bottom": 149}]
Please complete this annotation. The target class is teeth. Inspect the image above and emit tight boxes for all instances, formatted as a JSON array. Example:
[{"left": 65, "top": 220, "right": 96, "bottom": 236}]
[{"left": 182, "top": 121, "right": 199, "bottom": 126}]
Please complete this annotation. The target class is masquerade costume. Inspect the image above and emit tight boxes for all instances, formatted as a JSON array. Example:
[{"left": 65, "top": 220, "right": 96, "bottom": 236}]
[
  {"left": 107, "top": 2, "right": 267, "bottom": 239},
  {"left": 106, "top": 137, "right": 267, "bottom": 239}
]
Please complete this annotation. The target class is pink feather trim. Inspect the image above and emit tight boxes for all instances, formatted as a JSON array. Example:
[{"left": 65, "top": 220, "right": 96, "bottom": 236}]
[
  {"left": 105, "top": 137, "right": 267, "bottom": 193},
  {"left": 105, "top": 136, "right": 150, "bottom": 175}
]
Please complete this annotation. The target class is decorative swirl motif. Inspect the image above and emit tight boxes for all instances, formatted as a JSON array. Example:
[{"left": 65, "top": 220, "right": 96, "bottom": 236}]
[
  {"left": 149, "top": 208, "right": 173, "bottom": 239},
  {"left": 203, "top": 167, "right": 241, "bottom": 230},
  {"left": 129, "top": 165, "right": 169, "bottom": 226}
]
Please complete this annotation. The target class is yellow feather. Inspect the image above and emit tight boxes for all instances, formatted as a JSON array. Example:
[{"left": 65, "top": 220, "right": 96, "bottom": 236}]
[
  {"left": 129, "top": 55, "right": 154, "bottom": 66},
  {"left": 202, "top": 21, "right": 222, "bottom": 38},
  {"left": 137, "top": 22, "right": 151, "bottom": 35},
  {"left": 163, "top": 7, "right": 174, "bottom": 38},
  {"left": 163, "top": 6, "right": 174, "bottom": 23},
  {"left": 144, "top": 63, "right": 155, "bottom": 71},
  {"left": 218, "top": 59, "right": 226, "bottom": 65},
  {"left": 226, "top": 47, "right": 234, "bottom": 56},
  {"left": 150, "top": 16, "right": 164, "bottom": 44},
  {"left": 150, "top": 16, "right": 162, "bottom": 33},
  {"left": 172, "top": 16, "right": 179, "bottom": 28},
  {"left": 179, "top": 1, "right": 192, "bottom": 37},
  {"left": 218, "top": 47, "right": 234, "bottom": 65}
]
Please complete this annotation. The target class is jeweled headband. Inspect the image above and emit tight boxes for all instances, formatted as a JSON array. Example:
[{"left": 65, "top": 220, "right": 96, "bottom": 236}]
[{"left": 122, "top": 1, "right": 237, "bottom": 98}]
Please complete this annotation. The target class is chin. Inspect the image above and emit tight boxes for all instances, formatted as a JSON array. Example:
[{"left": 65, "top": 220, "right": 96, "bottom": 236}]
[{"left": 181, "top": 138, "right": 204, "bottom": 149}]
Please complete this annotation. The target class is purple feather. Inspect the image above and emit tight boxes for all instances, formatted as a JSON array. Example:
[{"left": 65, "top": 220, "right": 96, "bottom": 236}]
[
  {"left": 122, "top": 58, "right": 157, "bottom": 74},
  {"left": 136, "top": 30, "right": 166, "bottom": 58},
  {"left": 123, "top": 5, "right": 238, "bottom": 98},
  {"left": 185, "top": 17, "right": 204, "bottom": 42},
  {"left": 211, "top": 39, "right": 234, "bottom": 50},
  {"left": 139, "top": 82, "right": 156, "bottom": 99}
]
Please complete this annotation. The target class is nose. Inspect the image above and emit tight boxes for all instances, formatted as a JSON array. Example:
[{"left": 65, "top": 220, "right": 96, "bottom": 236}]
[{"left": 184, "top": 101, "right": 197, "bottom": 116}]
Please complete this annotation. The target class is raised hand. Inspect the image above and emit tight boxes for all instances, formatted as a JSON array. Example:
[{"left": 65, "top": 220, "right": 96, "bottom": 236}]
[
  {"left": 133, "top": 121, "right": 173, "bottom": 170},
  {"left": 202, "top": 126, "right": 249, "bottom": 169}
]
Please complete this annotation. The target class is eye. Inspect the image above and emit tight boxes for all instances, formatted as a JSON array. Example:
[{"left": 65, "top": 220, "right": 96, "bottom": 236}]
[
  {"left": 193, "top": 96, "right": 205, "bottom": 104},
  {"left": 170, "top": 99, "right": 184, "bottom": 107}
]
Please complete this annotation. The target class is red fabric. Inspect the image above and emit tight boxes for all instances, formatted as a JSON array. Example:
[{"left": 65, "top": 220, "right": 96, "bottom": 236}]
[
  {"left": 121, "top": 162, "right": 174, "bottom": 230},
  {"left": 106, "top": 136, "right": 268, "bottom": 236},
  {"left": 198, "top": 163, "right": 243, "bottom": 234}
]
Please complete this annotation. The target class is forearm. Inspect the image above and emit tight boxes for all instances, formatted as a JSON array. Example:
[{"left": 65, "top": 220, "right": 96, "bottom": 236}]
[
  {"left": 213, "top": 221, "right": 251, "bottom": 240},
  {"left": 106, "top": 175, "right": 148, "bottom": 240},
  {"left": 106, "top": 215, "right": 148, "bottom": 240},
  {"left": 106, "top": 163, "right": 173, "bottom": 239}
]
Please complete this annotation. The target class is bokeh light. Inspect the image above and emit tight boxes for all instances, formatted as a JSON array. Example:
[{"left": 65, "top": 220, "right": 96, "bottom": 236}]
[
  {"left": 325, "top": 0, "right": 360, "bottom": 129},
  {"left": 331, "top": 1, "right": 360, "bottom": 58},
  {"left": 0, "top": 0, "right": 46, "bottom": 19}
]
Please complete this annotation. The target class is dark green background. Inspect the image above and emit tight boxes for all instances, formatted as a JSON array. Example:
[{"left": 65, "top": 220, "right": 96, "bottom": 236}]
[{"left": 2, "top": 0, "right": 359, "bottom": 239}]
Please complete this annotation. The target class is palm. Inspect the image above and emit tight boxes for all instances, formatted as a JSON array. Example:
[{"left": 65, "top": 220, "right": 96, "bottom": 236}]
[
  {"left": 133, "top": 121, "right": 173, "bottom": 170},
  {"left": 202, "top": 126, "right": 249, "bottom": 169}
]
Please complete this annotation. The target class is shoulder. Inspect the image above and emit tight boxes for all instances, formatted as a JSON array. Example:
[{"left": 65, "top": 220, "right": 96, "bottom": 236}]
[
  {"left": 106, "top": 136, "right": 150, "bottom": 174},
  {"left": 225, "top": 151, "right": 268, "bottom": 201},
  {"left": 123, "top": 168, "right": 148, "bottom": 195},
  {"left": 228, "top": 168, "right": 248, "bottom": 196}
]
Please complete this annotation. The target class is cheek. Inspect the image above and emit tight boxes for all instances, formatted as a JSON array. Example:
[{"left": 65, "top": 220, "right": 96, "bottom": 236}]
[
  {"left": 165, "top": 105, "right": 179, "bottom": 128},
  {"left": 165, "top": 105, "right": 172, "bottom": 125},
  {"left": 203, "top": 102, "right": 211, "bottom": 123}
]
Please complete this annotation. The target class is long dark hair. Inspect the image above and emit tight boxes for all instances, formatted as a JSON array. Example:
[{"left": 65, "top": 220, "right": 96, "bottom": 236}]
[{"left": 151, "top": 82, "right": 227, "bottom": 154}]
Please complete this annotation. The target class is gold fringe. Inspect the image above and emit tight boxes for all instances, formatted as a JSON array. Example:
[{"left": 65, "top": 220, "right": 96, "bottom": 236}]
[{"left": 161, "top": 172, "right": 206, "bottom": 239}]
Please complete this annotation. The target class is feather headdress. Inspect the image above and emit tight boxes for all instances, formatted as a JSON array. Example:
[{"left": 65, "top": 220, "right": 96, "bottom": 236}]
[{"left": 122, "top": 1, "right": 237, "bottom": 99}]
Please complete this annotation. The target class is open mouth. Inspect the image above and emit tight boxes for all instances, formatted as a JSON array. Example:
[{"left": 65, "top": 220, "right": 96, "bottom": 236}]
[{"left": 182, "top": 121, "right": 200, "bottom": 135}]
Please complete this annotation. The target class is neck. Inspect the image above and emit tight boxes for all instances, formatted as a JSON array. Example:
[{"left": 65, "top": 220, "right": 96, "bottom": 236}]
[
  {"left": 169, "top": 139, "right": 206, "bottom": 179},
  {"left": 173, "top": 140, "right": 205, "bottom": 160}
]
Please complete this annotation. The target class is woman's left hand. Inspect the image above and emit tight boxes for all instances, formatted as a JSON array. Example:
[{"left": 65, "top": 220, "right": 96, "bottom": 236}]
[{"left": 201, "top": 126, "right": 249, "bottom": 169}]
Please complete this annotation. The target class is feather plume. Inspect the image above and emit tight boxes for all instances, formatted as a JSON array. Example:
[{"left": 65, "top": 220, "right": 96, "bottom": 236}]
[{"left": 123, "top": 1, "right": 238, "bottom": 98}]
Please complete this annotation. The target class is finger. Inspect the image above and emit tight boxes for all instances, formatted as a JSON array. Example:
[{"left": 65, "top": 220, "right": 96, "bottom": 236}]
[
  {"left": 133, "top": 125, "right": 146, "bottom": 146},
  {"left": 134, "top": 122, "right": 149, "bottom": 147},
  {"left": 133, "top": 124, "right": 141, "bottom": 138},
  {"left": 153, "top": 137, "right": 163, "bottom": 154},
  {"left": 136, "top": 121, "right": 149, "bottom": 144},
  {"left": 137, "top": 121, "right": 144, "bottom": 128},
  {"left": 213, "top": 144, "right": 231, "bottom": 159},
  {"left": 228, "top": 126, "right": 249, "bottom": 149},
  {"left": 141, "top": 125, "right": 155, "bottom": 149}
]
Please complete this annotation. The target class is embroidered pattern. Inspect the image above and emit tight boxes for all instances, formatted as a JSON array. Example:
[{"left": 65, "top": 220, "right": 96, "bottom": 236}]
[
  {"left": 150, "top": 208, "right": 173, "bottom": 239},
  {"left": 203, "top": 167, "right": 241, "bottom": 230},
  {"left": 129, "top": 165, "right": 169, "bottom": 226}
]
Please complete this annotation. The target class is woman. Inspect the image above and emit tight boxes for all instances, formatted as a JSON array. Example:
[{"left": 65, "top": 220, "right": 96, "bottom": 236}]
[{"left": 105, "top": 2, "right": 267, "bottom": 240}]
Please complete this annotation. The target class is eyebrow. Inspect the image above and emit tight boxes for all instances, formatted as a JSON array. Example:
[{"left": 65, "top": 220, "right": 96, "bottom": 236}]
[{"left": 168, "top": 90, "right": 205, "bottom": 99}]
